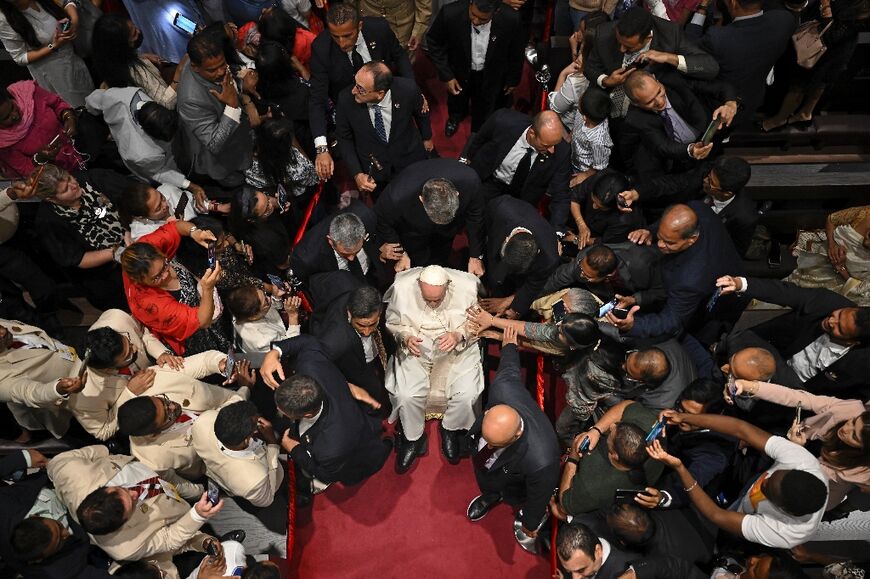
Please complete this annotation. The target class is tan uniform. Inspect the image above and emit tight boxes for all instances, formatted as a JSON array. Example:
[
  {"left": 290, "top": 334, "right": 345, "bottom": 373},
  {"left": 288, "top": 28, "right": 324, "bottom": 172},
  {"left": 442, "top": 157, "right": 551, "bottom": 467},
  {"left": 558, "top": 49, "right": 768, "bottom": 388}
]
[{"left": 357, "top": 0, "right": 432, "bottom": 49}]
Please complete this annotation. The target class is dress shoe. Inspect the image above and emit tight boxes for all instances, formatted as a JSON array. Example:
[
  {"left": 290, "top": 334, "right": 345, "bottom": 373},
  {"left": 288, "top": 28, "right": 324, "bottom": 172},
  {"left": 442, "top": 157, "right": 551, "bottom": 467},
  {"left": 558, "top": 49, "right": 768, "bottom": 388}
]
[
  {"left": 396, "top": 431, "right": 428, "bottom": 473},
  {"left": 467, "top": 493, "right": 502, "bottom": 521},
  {"left": 218, "top": 529, "right": 246, "bottom": 543},
  {"left": 440, "top": 424, "right": 464, "bottom": 464},
  {"left": 444, "top": 118, "right": 460, "bottom": 138}
]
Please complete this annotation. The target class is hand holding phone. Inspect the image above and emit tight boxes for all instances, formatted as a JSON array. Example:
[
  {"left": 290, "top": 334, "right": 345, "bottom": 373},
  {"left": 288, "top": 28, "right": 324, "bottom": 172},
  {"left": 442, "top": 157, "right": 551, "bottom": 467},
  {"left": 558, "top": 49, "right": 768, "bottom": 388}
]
[
  {"left": 78, "top": 348, "right": 92, "bottom": 379},
  {"left": 223, "top": 347, "right": 236, "bottom": 379},
  {"left": 207, "top": 241, "right": 217, "bottom": 270},
  {"left": 644, "top": 419, "right": 666, "bottom": 445},
  {"left": 598, "top": 298, "right": 619, "bottom": 318},
  {"left": 206, "top": 479, "right": 220, "bottom": 506},
  {"left": 701, "top": 117, "right": 720, "bottom": 145}
]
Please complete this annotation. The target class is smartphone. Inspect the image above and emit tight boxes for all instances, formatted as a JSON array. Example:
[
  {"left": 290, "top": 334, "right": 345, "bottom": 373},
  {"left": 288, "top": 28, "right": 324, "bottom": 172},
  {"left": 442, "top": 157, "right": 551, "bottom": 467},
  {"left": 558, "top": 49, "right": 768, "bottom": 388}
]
[
  {"left": 276, "top": 183, "right": 289, "bottom": 213},
  {"left": 57, "top": 19, "right": 71, "bottom": 33},
  {"left": 206, "top": 479, "right": 220, "bottom": 506},
  {"left": 598, "top": 297, "right": 619, "bottom": 318},
  {"left": 267, "top": 273, "right": 287, "bottom": 291},
  {"left": 174, "top": 194, "right": 189, "bottom": 220},
  {"left": 173, "top": 12, "right": 198, "bottom": 36},
  {"left": 78, "top": 348, "right": 92, "bottom": 379},
  {"left": 224, "top": 347, "right": 236, "bottom": 379},
  {"left": 617, "top": 194, "right": 628, "bottom": 209},
  {"left": 795, "top": 403, "right": 802, "bottom": 424},
  {"left": 727, "top": 372, "right": 738, "bottom": 399},
  {"left": 706, "top": 287, "right": 722, "bottom": 313},
  {"left": 701, "top": 117, "right": 720, "bottom": 145},
  {"left": 644, "top": 419, "right": 666, "bottom": 444},
  {"left": 578, "top": 436, "right": 591, "bottom": 454},
  {"left": 612, "top": 307, "right": 629, "bottom": 320},
  {"left": 207, "top": 241, "right": 217, "bottom": 270},
  {"left": 614, "top": 488, "right": 646, "bottom": 505},
  {"left": 552, "top": 300, "right": 567, "bottom": 324},
  {"left": 205, "top": 539, "right": 220, "bottom": 558}
]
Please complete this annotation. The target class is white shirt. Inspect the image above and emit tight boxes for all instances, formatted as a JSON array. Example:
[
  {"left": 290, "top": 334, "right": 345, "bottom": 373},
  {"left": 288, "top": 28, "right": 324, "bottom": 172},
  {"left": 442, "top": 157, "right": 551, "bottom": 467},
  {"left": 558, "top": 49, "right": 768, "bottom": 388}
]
[
  {"left": 334, "top": 247, "right": 371, "bottom": 275},
  {"left": 787, "top": 334, "right": 853, "bottom": 382},
  {"left": 359, "top": 332, "right": 377, "bottom": 363},
  {"left": 738, "top": 436, "right": 828, "bottom": 548},
  {"left": 234, "top": 304, "right": 301, "bottom": 354},
  {"left": 494, "top": 129, "right": 538, "bottom": 185},
  {"left": 470, "top": 21, "right": 491, "bottom": 71},
  {"left": 107, "top": 461, "right": 181, "bottom": 503},
  {"left": 367, "top": 89, "right": 393, "bottom": 141},
  {"left": 299, "top": 402, "right": 324, "bottom": 436},
  {"left": 163, "top": 410, "right": 200, "bottom": 435},
  {"left": 349, "top": 31, "right": 373, "bottom": 68},
  {"left": 710, "top": 196, "right": 735, "bottom": 215},
  {"left": 219, "top": 437, "right": 265, "bottom": 459}
]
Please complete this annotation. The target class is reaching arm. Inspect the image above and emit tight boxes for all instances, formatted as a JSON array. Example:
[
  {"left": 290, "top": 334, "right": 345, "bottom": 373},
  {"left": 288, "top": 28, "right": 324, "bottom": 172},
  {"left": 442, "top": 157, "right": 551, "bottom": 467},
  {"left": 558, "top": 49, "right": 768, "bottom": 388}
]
[{"left": 668, "top": 412, "right": 771, "bottom": 453}]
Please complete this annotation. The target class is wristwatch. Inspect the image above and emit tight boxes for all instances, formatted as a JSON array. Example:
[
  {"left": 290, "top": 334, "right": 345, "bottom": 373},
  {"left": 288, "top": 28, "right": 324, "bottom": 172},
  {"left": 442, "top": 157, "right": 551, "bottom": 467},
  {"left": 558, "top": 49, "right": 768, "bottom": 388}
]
[
  {"left": 47, "top": 42, "right": 56, "bottom": 51},
  {"left": 565, "top": 456, "right": 580, "bottom": 466},
  {"left": 315, "top": 145, "right": 329, "bottom": 155}
]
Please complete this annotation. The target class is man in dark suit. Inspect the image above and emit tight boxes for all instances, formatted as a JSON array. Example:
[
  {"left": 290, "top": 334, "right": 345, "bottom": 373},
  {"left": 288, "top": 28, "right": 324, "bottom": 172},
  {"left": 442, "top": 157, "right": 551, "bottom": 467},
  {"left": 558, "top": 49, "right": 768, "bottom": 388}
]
[
  {"left": 266, "top": 335, "right": 391, "bottom": 501},
  {"left": 483, "top": 196, "right": 561, "bottom": 319},
  {"left": 309, "top": 4, "right": 414, "bottom": 181},
  {"left": 621, "top": 69, "right": 738, "bottom": 177},
  {"left": 374, "top": 158, "right": 485, "bottom": 275},
  {"left": 290, "top": 199, "right": 380, "bottom": 291},
  {"left": 716, "top": 277, "right": 870, "bottom": 396},
  {"left": 584, "top": 6, "right": 719, "bottom": 119},
  {"left": 336, "top": 61, "right": 432, "bottom": 194},
  {"left": 312, "top": 284, "right": 392, "bottom": 412},
  {"left": 465, "top": 329, "right": 560, "bottom": 546},
  {"left": 623, "top": 156, "right": 758, "bottom": 257},
  {"left": 606, "top": 504, "right": 716, "bottom": 567},
  {"left": 0, "top": 450, "right": 110, "bottom": 578},
  {"left": 426, "top": 0, "right": 524, "bottom": 137},
  {"left": 542, "top": 244, "right": 666, "bottom": 311},
  {"left": 464, "top": 109, "right": 571, "bottom": 227},
  {"left": 606, "top": 202, "right": 745, "bottom": 347},
  {"left": 555, "top": 522, "right": 634, "bottom": 579},
  {"left": 686, "top": 0, "right": 796, "bottom": 127}
]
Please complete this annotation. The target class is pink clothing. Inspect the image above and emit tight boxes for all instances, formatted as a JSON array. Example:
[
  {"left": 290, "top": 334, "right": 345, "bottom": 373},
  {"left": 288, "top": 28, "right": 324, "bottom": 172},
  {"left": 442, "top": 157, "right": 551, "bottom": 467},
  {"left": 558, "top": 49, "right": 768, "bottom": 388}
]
[
  {"left": 0, "top": 81, "right": 82, "bottom": 179},
  {"left": 754, "top": 380, "right": 870, "bottom": 508}
]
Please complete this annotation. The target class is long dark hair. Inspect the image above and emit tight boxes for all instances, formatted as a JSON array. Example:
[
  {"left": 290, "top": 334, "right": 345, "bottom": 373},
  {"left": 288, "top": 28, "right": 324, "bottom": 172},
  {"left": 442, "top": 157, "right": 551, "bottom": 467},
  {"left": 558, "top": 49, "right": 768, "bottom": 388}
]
[
  {"left": 255, "top": 40, "right": 295, "bottom": 98},
  {"left": 91, "top": 14, "right": 142, "bottom": 88},
  {"left": 0, "top": 0, "right": 66, "bottom": 48},
  {"left": 259, "top": 6, "right": 297, "bottom": 55},
  {"left": 255, "top": 117, "right": 297, "bottom": 186},
  {"left": 822, "top": 411, "right": 870, "bottom": 470}
]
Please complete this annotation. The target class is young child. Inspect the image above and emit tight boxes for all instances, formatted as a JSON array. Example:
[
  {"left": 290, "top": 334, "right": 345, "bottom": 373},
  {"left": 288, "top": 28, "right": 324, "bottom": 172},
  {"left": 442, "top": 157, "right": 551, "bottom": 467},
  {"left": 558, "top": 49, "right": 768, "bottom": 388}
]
[
  {"left": 570, "top": 87, "right": 613, "bottom": 187},
  {"left": 226, "top": 284, "right": 301, "bottom": 355}
]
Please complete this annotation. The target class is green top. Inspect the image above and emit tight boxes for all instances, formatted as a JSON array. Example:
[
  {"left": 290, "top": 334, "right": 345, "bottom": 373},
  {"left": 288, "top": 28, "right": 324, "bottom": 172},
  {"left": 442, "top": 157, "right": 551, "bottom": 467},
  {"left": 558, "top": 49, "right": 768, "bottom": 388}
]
[{"left": 561, "top": 403, "right": 665, "bottom": 516}]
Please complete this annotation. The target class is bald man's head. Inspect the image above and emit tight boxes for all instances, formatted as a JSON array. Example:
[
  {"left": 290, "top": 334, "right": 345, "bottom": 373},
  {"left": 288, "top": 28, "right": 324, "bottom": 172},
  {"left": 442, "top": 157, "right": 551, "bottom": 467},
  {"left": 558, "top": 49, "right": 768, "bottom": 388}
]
[
  {"left": 481, "top": 404, "right": 523, "bottom": 448},
  {"left": 656, "top": 204, "right": 699, "bottom": 255},
  {"left": 624, "top": 70, "right": 667, "bottom": 112},
  {"left": 528, "top": 111, "right": 563, "bottom": 156},
  {"left": 726, "top": 347, "right": 776, "bottom": 381}
]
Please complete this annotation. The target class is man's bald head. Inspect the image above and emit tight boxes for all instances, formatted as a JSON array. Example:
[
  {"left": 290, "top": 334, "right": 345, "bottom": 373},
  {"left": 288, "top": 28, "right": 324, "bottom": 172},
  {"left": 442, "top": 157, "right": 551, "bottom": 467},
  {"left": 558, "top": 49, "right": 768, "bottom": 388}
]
[
  {"left": 482, "top": 404, "right": 522, "bottom": 448},
  {"left": 624, "top": 70, "right": 667, "bottom": 112},
  {"left": 728, "top": 347, "right": 776, "bottom": 381},
  {"left": 656, "top": 204, "right": 699, "bottom": 255},
  {"left": 528, "top": 110, "right": 563, "bottom": 156}
]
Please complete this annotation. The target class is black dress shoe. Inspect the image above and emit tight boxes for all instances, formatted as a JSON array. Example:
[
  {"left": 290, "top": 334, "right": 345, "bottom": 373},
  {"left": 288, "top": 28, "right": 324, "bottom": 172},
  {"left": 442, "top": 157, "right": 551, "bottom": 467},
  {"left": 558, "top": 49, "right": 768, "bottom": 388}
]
[
  {"left": 445, "top": 118, "right": 460, "bottom": 138},
  {"left": 396, "top": 431, "right": 428, "bottom": 473},
  {"left": 218, "top": 529, "right": 246, "bottom": 543},
  {"left": 467, "top": 493, "right": 502, "bottom": 521},
  {"left": 440, "top": 425, "right": 464, "bottom": 464}
]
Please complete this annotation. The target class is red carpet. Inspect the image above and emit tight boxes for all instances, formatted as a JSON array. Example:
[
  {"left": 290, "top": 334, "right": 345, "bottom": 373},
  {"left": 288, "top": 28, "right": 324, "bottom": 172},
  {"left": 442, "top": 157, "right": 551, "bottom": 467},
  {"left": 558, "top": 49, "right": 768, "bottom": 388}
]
[{"left": 284, "top": 420, "right": 551, "bottom": 579}]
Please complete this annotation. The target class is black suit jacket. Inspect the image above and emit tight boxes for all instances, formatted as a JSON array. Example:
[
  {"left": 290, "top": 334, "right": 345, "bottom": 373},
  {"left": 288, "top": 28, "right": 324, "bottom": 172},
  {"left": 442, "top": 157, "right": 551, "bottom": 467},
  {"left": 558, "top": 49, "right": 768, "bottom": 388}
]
[
  {"left": 426, "top": 0, "right": 524, "bottom": 95},
  {"left": 308, "top": 17, "right": 414, "bottom": 140},
  {"left": 686, "top": 10, "right": 796, "bottom": 125},
  {"left": 743, "top": 279, "right": 870, "bottom": 394},
  {"left": 467, "top": 344, "right": 560, "bottom": 529},
  {"left": 629, "top": 200, "right": 745, "bottom": 341},
  {"left": 273, "top": 335, "right": 389, "bottom": 485},
  {"left": 594, "top": 542, "right": 636, "bottom": 579},
  {"left": 466, "top": 108, "right": 572, "bottom": 227},
  {"left": 312, "top": 288, "right": 393, "bottom": 401},
  {"left": 290, "top": 199, "right": 380, "bottom": 288},
  {"left": 633, "top": 162, "right": 758, "bottom": 257},
  {"left": 484, "top": 196, "right": 561, "bottom": 316},
  {"left": 0, "top": 470, "right": 110, "bottom": 579},
  {"left": 622, "top": 70, "right": 738, "bottom": 167},
  {"left": 585, "top": 16, "right": 719, "bottom": 84},
  {"left": 374, "top": 158, "right": 484, "bottom": 265},
  {"left": 542, "top": 243, "right": 666, "bottom": 309},
  {"left": 335, "top": 77, "right": 431, "bottom": 180}
]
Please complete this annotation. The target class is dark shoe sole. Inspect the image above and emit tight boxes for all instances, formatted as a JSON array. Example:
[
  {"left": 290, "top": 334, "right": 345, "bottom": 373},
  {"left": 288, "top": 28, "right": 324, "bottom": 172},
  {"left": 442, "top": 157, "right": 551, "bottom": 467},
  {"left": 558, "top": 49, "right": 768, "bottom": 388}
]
[{"left": 467, "top": 494, "right": 502, "bottom": 522}]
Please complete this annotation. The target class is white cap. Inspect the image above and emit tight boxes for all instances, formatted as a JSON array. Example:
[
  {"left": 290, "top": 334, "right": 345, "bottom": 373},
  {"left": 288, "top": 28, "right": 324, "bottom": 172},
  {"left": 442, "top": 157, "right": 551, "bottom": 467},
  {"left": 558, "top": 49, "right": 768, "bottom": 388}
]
[{"left": 419, "top": 265, "right": 448, "bottom": 286}]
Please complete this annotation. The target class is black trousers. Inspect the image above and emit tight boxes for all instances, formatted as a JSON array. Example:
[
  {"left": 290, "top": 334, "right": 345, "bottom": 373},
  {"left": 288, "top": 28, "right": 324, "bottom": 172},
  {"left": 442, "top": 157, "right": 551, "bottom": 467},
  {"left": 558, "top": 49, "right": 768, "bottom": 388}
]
[{"left": 447, "top": 71, "right": 505, "bottom": 133}]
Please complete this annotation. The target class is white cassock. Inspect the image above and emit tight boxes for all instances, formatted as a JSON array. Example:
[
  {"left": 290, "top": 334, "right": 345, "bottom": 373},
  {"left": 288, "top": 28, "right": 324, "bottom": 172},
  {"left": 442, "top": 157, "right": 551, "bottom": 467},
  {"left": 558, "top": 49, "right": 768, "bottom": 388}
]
[{"left": 383, "top": 267, "right": 484, "bottom": 441}]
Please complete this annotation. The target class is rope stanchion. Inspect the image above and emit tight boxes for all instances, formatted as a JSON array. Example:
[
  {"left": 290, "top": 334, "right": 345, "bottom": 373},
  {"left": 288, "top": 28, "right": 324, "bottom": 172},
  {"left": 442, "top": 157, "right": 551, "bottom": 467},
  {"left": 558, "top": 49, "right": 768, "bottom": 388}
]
[
  {"left": 292, "top": 183, "right": 324, "bottom": 247},
  {"left": 538, "top": 0, "right": 556, "bottom": 112}
]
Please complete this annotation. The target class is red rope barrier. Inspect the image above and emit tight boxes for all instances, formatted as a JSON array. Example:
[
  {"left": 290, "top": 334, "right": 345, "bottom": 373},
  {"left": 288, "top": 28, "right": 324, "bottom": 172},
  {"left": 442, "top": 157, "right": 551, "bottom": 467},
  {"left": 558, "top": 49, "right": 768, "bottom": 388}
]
[
  {"left": 286, "top": 463, "right": 297, "bottom": 559},
  {"left": 292, "top": 183, "right": 323, "bottom": 247},
  {"left": 536, "top": 354, "right": 545, "bottom": 410}
]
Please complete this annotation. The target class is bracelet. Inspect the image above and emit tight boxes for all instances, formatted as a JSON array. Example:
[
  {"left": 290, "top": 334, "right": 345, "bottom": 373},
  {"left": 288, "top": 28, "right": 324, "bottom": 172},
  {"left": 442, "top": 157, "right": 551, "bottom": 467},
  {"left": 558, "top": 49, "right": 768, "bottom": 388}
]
[
  {"left": 591, "top": 426, "right": 603, "bottom": 436},
  {"left": 565, "top": 456, "right": 580, "bottom": 466},
  {"left": 61, "top": 109, "right": 74, "bottom": 121},
  {"left": 683, "top": 480, "right": 698, "bottom": 493},
  {"left": 189, "top": 225, "right": 199, "bottom": 235}
]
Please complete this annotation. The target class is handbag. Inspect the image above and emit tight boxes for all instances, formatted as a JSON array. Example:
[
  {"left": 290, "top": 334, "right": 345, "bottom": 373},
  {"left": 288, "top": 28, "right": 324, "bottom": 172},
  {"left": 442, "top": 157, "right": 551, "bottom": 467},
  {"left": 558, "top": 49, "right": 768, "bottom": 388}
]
[{"left": 792, "top": 19, "right": 834, "bottom": 69}]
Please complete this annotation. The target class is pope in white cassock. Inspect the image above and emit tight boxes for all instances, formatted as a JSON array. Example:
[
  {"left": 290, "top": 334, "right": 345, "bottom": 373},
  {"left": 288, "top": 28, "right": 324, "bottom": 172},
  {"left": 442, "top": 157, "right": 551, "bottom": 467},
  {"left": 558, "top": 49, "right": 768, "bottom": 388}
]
[{"left": 383, "top": 265, "right": 484, "bottom": 472}]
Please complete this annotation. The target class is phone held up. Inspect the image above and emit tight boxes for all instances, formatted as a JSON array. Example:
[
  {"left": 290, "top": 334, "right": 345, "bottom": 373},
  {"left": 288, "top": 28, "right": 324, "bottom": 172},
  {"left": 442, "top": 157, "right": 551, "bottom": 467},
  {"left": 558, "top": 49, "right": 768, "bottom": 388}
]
[{"left": 207, "top": 241, "right": 217, "bottom": 270}]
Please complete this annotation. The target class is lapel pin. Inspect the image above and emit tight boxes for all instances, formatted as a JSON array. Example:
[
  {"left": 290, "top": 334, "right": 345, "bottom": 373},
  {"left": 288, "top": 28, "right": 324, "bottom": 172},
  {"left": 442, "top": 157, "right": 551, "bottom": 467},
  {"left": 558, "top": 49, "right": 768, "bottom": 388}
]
[
  {"left": 369, "top": 41, "right": 377, "bottom": 50},
  {"left": 183, "top": 399, "right": 190, "bottom": 407}
]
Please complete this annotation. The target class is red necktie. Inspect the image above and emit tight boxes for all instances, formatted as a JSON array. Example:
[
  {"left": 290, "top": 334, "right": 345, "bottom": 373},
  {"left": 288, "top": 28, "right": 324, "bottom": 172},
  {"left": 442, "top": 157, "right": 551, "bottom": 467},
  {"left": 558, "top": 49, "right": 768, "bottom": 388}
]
[
  {"left": 175, "top": 413, "right": 193, "bottom": 424},
  {"left": 118, "top": 366, "right": 132, "bottom": 376},
  {"left": 130, "top": 476, "right": 164, "bottom": 500}
]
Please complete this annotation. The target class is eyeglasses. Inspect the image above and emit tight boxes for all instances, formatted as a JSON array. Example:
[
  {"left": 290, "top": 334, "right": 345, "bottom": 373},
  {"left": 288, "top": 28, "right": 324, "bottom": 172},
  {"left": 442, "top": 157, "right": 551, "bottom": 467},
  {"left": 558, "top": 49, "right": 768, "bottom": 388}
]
[
  {"left": 150, "top": 259, "right": 170, "bottom": 283},
  {"left": 354, "top": 83, "right": 370, "bottom": 95},
  {"left": 622, "top": 349, "right": 646, "bottom": 386}
]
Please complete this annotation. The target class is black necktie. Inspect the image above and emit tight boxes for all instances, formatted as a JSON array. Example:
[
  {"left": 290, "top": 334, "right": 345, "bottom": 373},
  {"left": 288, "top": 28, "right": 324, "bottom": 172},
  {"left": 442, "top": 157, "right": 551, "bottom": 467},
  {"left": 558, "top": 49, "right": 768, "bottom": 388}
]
[
  {"left": 510, "top": 147, "right": 534, "bottom": 195},
  {"left": 660, "top": 109, "right": 676, "bottom": 141},
  {"left": 346, "top": 255, "right": 364, "bottom": 281},
  {"left": 473, "top": 443, "right": 499, "bottom": 471},
  {"left": 351, "top": 49, "right": 364, "bottom": 72}
]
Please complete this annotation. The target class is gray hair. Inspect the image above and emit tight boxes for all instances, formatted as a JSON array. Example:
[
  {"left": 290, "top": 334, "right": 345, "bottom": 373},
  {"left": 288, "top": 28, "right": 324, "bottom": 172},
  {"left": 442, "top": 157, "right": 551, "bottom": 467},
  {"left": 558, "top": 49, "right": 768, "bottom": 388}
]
[
  {"left": 32, "top": 163, "right": 70, "bottom": 200},
  {"left": 420, "top": 178, "right": 459, "bottom": 225},
  {"left": 328, "top": 213, "right": 367, "bottom": 249},
  {"left": 563, "top": 288, "right": 600, "bottom": 317}
]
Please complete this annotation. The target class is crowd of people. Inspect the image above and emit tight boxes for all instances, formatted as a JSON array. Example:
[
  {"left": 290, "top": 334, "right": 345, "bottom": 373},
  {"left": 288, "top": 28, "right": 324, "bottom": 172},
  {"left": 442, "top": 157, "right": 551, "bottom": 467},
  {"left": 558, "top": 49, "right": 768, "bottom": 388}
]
[{"left": 0, "top": 0, "right": 868, "bottom": 577}]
